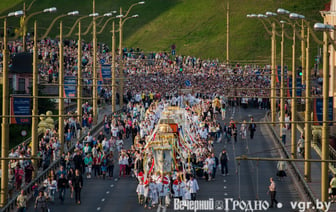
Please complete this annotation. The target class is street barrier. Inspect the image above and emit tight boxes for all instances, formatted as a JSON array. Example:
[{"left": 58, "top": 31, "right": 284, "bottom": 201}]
[
  {"left": 265, "top": 111, "right": 320, "bottom": 212},
  {"left": 2, "top": 109, "right": 121, "bottom": 212}
]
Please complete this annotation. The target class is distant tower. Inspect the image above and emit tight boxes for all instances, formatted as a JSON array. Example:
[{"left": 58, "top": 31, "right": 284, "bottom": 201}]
[{"left": 320, "top": 0, "right": 336, "bottom": 134}]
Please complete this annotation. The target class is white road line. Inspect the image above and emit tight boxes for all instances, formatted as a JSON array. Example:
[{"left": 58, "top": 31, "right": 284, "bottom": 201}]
[
  {"left": 224, "top": 193, "right": 228, "bottom": 196},
  {"left": 223, "top": 180, "right": 226, "bottom": 183},
  {"left": 101, "top": 198, "right": 105, "bottom": 202},
  {"left": 106, "top": 191, "right": 110, "bottom": 194},
  {"left": 223, "top": 186, "right": 227, "bottom": 189},
  {"left": 114, "top": 178, "right": 118, "bottom": 181},
  {"left": 97, "top": 207, "right": 101, "bottom": 211},
  {"left": 110, "top": 184, "right": 114, "bottom": 187}
]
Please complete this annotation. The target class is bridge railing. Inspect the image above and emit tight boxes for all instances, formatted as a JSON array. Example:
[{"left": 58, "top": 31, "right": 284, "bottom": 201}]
[
  {"left": 265, "top": 112, "right": 320, "bottom": 212},
  {"left": 1, "top": 109, "right": 121, "bottom": 212}
]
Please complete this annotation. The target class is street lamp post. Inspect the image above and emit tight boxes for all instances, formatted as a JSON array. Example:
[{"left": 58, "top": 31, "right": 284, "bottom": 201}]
[
  {"left": 93, "top": 0, "right": 98, "bottom": 124},
  {"left": 1, "top": 17, "right": 10, "bottom": 208},
  {"left": 77, "top": 21, "right": 82, "bottom": 129},
  {"left": 275, "top": 8, "right": 290, "bottom": 149},
  {"left": 291, "top": 21, "right": 297, "bottom": 159},
  {"left": 112, "top": 21, "right": 116, "bottom": 112},
  {"left": 0, "top": 11, "right": 23, "bottom": 207},
  {"left": 32, "top": 21, "right": 38, "bottom": 178},
  {"left": 226, "top": 0, "right": 229, "bottom": 64},
  {"left": 246, "top": 13, "right": 278, "bottom": 126},
  {"left": 314, "top": 22, "right": 334, "bottom": 206},
  {"left": 59, "top": 21, "right": 65, "bottom": 153},
  {"left": 304, "top": 25, "right": 311, "bottom": 181},
  {"left": 118, "top": 1, "right": 144, "bottom": 109}
]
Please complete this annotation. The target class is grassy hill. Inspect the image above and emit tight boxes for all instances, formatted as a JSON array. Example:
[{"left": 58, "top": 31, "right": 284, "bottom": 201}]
[{"left": 0, "top": 0, "right": 330, "bottom": 64}]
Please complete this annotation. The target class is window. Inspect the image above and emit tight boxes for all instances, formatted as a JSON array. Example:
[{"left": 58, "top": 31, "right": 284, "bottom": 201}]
[
  {"left": 18, "top": 78, "right": 25, "bottom": 92},
  {"left": 9, "top": 78, "right": 13, "bottom": 91}
]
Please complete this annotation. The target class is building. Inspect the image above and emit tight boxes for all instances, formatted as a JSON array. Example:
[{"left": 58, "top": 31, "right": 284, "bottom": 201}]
[{"left": 321, "top": 1, "right": 336, "bottom": 134}]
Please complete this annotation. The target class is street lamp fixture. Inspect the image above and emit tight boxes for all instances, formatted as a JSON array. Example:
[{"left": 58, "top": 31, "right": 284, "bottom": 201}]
[
  {"left": 43, "top": 7, "right": 57, "bottom": 13},
  {"left": 138, "top": 1, "right": 145, "bottom": 5},
  {"left": 104, "top": 12, "right": 113, "bottom": 17},
  {"left": 257, "top": 14, "right": 267, "bottom": 18},
  {"left": 68, "top": 11, "right": 79, "bottom": 16},
  {"left": 289, "top": 13, "right": 305, "bottom": 20},
  {"left": 265, "top": 12, "right": 277, "bottom": 17},
  {"left": 314, "top": 23, "right": 334, "bottom": 31},
  {"left": 132, "top": 14, "right": 139, "bottom": 18},
  {"left": 7, "top": 10, "right": 24, "bottom": 17},
  {"left": 277, "top": 8, "right": 290, "bottom": 15},
  {"left": 90, "top": 13, "right": 99, "bottom": 17}
]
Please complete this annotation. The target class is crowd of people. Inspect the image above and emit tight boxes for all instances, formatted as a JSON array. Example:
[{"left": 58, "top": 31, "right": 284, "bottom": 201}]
[{"left": 1, "top": 37, "right": 309, "bottom": 211}]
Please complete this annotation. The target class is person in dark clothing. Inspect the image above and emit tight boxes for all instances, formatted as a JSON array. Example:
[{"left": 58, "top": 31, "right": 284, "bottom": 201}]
[
  {"left": 73, "top": 151, "right": 83, "bottom": 171},
  {"left": 73, "top": 169, "right": 83, "bottom": 205},
  {"left": 57, "top": 173, "right": 68, "bottom": 203},
  {"left": 219, "top": 149, "right": 229, "bottom": 176},
  {"left": 35, "top": 191, "right": 48, "bottom": 212},
  {"left": 131, "top": 124, "right": 138, "bottom": 145},
  {"left": 248, "top": 117, "right": 257, "bottom": 139},
  {"left": 97, "top": 131, "right": 105, "bottom": 143}
]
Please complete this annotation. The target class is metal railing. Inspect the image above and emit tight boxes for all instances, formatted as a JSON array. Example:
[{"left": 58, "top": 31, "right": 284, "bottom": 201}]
[
  {"left": 265, "top": 111, "right": 320, "bottom": 212},
  {"left": 1, "top": 108, "right": 121, "bottom": 212}
]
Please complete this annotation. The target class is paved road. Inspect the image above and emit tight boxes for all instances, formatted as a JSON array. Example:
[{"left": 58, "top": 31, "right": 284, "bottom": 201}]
[{"left": 27, "top": 107, "right": 302, "bottom": 212}]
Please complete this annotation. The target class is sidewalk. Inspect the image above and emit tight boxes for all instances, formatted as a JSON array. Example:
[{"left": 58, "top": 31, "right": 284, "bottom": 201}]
[
  {"left": 266, "top": 113, "right": 336, "bottom": 211},
  {"left": 2, "top": 104, "right": 118, "bottom": 211}
]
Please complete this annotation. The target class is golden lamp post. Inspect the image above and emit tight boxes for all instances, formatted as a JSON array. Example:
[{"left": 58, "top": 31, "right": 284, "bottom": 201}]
[
  {"left": 314, "top": 22, "right": 335, "bottom": 206},
  {"left": 117, "top": 1, "right": 144, "bottom": 109},
  {"left": 246, "top": 13, "right": 277, "bottom": 127},
  {"left": 0, "top": 11, "right": 24, "bottom": 207}
]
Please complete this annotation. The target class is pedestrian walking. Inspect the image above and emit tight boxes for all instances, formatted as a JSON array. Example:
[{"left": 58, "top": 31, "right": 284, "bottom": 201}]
[
  {"left": 276, "top": 159, "right": 287, "bottom": 181},
  {"left": 73, "top": 169, "right": 83, "bottom": 205},
  {"left": 35, "top": 190, "right": 48, "bottom": 212},
  {"left": 219, "top": 149, "right": 229, "bottom": 176},
  {"left": 248, "top": 117, "right": 256, "bottom": 139},
  {"left": 187, "top": 175, "right": 199, "bottom": 200},
  {"left": 16, "top": 189, "right": 27, "bottom": 212},
  {"left": 57, "top": 173, "right": 68, "bottom": 203},
  {"left": 268, "top": 177, "right": 278, "bottom": 208}
]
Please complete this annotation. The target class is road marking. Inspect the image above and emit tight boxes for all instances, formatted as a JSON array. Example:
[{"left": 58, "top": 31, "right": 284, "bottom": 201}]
[
  {"left": 106, "top": 191, "right": 110, "bottom": 194},
  {"left": 97, "top": 207, "right": 101, "bottom": 211},
  {"left": 223, "top": 186, "right": 227, "bottom": 189},
  {"left": 101, "top": 198, "right": 105, "bottom": 202},
  {"left": 114, "top": 178, "right": 118, "bottom": 181},
  {"left": 224, "top": 193, "right": 228, "bottom": 196},
  {"left": 110, "top": 184, "right": 114, "bottom": 188},
  {"left": 223, "top": 180, "right": 226, "bottom": 183}
]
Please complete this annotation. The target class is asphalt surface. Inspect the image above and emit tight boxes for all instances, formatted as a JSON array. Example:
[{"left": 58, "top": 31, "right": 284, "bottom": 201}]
[{"left": 25, "top": 107, "right": 302, "bottom": 212}]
